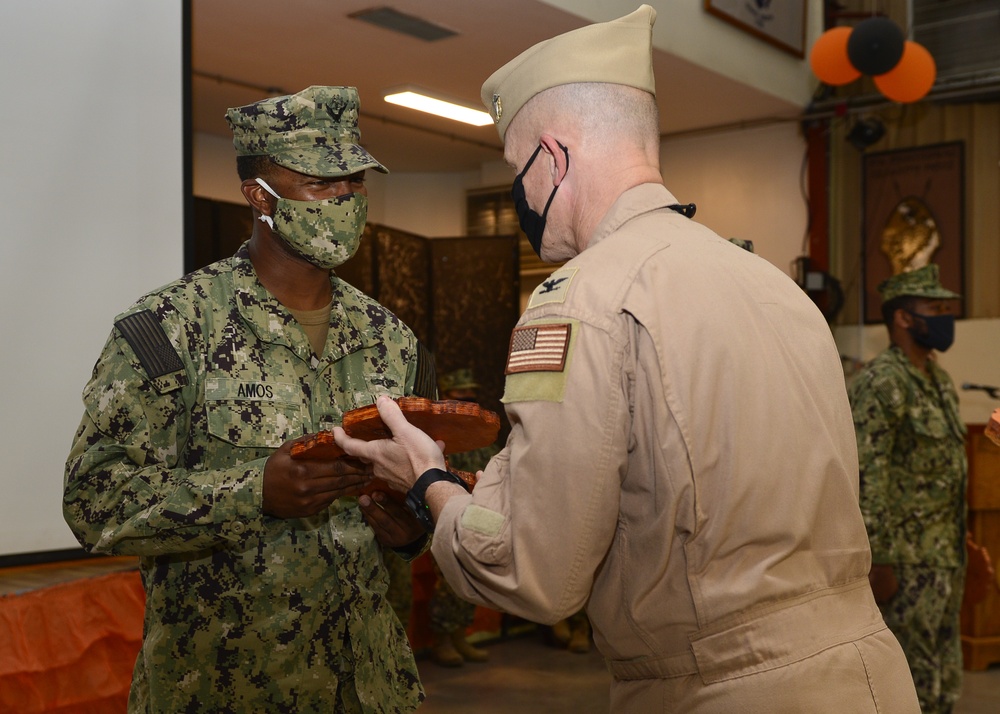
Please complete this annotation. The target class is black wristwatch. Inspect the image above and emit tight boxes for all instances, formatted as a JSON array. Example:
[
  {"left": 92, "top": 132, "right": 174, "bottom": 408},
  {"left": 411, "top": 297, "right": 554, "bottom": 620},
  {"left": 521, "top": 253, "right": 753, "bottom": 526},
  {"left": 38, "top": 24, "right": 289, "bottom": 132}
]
[{"left": 405, "top": 468, "right": 471, "bottom": 534}]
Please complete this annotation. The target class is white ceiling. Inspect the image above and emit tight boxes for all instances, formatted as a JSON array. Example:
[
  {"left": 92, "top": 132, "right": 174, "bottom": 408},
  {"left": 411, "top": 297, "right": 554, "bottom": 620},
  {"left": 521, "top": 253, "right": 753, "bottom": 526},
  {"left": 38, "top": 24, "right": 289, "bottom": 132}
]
[{"left": 192, "top": 0, "right": 802, "bottom": 173}]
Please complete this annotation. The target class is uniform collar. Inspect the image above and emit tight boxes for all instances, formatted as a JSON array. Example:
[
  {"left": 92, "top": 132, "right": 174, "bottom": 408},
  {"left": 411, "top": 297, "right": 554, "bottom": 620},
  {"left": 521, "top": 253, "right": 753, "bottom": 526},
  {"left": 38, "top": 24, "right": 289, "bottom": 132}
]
[
  {"left": 886, "top": 345, "right": 965, "bottom": 439},
  {"left": 887, "top": 344, "right": 945, "bottom": 385},
  {"left": 231, "top": 243, "right": 377, "bottom": 364},
  {"left": 587, "top": 183, "right": 679, "bottom": 250}
]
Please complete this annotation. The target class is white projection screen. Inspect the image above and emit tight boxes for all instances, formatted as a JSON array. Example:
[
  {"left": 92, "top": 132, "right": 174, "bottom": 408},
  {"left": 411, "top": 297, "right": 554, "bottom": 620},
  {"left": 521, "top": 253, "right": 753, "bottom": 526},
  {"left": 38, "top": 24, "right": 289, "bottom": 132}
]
[{"left": 0, "top": 1, "right": 185, "bottom": 559}]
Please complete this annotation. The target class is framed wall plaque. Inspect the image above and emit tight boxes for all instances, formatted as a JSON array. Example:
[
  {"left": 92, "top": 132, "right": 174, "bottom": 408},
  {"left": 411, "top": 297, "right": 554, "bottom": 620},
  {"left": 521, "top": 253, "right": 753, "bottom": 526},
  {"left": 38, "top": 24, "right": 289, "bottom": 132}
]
[
  {"left": 861, "top": 142, "right": 965, "bottom": 323},
  {"left": 705, "top": 0, "right": 807, "bottom": 58}
]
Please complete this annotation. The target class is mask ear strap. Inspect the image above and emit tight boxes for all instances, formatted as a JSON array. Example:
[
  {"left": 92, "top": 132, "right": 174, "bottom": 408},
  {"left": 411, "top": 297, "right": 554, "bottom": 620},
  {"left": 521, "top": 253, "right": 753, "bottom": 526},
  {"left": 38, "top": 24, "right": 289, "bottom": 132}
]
[
  {"left": 515, "top": 145, "right": 544, "bottom": 181},
  {"left": 255, "top": 177, "right": 281, "bottom": 199},
  {"left": 255, "top": 178, "right": 280, "bottom": 228}
]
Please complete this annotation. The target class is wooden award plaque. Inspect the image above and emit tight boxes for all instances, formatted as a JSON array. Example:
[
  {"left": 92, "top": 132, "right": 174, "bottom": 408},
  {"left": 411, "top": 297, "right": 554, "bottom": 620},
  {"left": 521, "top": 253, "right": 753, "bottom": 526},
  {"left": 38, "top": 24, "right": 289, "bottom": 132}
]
[{"left": 290, "top": 397, "right": 500, "bottom": 496}]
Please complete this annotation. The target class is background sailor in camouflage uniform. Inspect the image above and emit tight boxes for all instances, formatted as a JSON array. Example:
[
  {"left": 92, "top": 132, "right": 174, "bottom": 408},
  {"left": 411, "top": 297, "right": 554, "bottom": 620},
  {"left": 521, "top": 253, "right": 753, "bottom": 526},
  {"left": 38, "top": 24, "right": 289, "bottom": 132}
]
[
  {"left": 64, "top": 86, "right": 431, "bottom": 713},
  {"left": 848, "top": 264, "right": 967, "bottom": 714},
  {"left": 426, "top": 369, "right": 496, "bottom": 666}
]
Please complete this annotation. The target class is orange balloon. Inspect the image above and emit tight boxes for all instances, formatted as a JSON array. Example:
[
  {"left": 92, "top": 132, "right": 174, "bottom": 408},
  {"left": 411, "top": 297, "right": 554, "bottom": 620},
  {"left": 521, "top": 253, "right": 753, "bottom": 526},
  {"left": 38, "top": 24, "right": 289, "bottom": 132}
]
[
  {"left": 810, "top": 27, "right": 861, "bottom": 86},
  {"left": 874, "top": 41, "right": 936, "bottom": 103}
]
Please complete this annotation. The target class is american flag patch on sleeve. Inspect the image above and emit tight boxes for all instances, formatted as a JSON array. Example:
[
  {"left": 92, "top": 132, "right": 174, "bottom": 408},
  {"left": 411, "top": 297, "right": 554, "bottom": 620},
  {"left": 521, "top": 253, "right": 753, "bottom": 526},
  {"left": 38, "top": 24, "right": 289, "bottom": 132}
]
[{"left": 505, "top": 323, "right": 572, "bottom": 375}]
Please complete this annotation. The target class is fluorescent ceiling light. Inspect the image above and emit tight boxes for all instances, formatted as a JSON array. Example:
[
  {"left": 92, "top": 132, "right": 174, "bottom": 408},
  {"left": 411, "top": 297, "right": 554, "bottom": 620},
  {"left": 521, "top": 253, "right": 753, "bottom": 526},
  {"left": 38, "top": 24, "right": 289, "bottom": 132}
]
[{"left": 384, "top": 90, "right": 492, "bottom": 127}]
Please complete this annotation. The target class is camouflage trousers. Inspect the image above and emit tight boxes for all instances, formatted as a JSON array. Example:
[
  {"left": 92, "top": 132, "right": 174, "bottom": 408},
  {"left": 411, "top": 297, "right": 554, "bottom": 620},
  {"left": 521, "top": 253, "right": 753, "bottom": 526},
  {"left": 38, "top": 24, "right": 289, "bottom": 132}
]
[
  {"left": 382, "top": 546, "right": 414, "bottom": 631},
  {"left": 429, "top": 556, "right": 477, "bottom": 635},
  {"left": 880, "top": 564, "right": 965, "bottom": 714}
]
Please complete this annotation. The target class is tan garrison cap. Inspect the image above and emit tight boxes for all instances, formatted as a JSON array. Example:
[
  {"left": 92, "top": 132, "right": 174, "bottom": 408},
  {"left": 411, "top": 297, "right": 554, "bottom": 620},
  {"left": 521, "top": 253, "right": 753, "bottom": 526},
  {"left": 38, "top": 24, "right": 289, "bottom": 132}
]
[
  {"left": 481, "top": 4, "right": 657, "bottom": 139},
  {"left": 878, "top": 264, "right": 961, "bottom": 303},
  {"left": 226, "top": 86, "right": 388, "bottom": 178}
]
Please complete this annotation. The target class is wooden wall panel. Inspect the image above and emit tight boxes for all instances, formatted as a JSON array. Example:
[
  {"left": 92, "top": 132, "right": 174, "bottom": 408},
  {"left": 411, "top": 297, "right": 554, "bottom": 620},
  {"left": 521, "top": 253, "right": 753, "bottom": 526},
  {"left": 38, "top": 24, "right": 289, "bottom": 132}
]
[{"left": 829, "top": 102, "right": 1000, "bottom": 323}]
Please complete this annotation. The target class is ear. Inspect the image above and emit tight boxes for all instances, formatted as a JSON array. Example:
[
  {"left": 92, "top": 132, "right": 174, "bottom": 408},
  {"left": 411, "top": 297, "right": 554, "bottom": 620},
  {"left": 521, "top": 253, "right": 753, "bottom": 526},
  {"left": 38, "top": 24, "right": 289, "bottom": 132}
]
[
  {"left": 241, "top": 178, "right": 274, "bottom": 216},
  {"left": 538, "top": 133, "right": 569, "bottom": 186},
  {"left": 887, "top": 307, "right": 909, "bottom": 346},
  {"left": 893, "top": 306, "right": 915, "bottom": 330}
]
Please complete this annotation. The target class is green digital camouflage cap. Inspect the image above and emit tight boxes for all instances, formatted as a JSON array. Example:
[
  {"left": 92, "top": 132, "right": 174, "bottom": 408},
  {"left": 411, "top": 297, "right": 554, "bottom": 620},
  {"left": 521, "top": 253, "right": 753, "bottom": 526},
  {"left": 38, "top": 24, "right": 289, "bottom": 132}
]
[
  {"left": 878, "top": 264, "right": 961, "bottom": 303},
  {"left": 727, "top": 238, "right": 755, "bottom": 253},
  {"left": 439, "top": 368, "right": 480, "bottom": 394},
  {"left": 481, "top": 4, "right": 656, "bottom": 139},
  {"left": 225, "top": 86, "right": 388, "bottom": 177}
]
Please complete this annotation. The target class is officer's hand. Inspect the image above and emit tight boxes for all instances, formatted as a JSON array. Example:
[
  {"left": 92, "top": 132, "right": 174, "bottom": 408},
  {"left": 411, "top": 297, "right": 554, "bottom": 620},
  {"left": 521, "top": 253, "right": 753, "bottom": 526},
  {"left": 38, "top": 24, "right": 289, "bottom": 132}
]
[
  {"left": 262, "top": 438, "right": 372, "bottom": 518},
  {"left": 359, "top": 490, "right": 425, "bottom": 548},
  {"left": 868, "top": 564, "right": 898, "bottom": 604},
  {"left": 333, "top": 395, "right": 447, "bottom": 492}
]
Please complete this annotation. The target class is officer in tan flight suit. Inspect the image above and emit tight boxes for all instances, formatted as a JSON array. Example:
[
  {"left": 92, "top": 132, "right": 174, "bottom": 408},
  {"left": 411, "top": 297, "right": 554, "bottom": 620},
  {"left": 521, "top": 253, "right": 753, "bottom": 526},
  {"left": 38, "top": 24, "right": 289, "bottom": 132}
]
[{"left": 337, "top": 7, "right": 919, "bottom": 712}]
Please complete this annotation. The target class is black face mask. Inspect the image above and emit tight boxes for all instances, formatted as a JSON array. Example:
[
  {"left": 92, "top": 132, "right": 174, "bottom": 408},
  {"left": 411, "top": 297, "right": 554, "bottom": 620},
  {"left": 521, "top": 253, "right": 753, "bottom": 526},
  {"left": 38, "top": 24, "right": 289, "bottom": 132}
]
[
  {"left": 511, "top": 142, "right": 569, "bottom": 258},
  {"left": 906, "top": 310, "right": 955, "bottom": 352}
]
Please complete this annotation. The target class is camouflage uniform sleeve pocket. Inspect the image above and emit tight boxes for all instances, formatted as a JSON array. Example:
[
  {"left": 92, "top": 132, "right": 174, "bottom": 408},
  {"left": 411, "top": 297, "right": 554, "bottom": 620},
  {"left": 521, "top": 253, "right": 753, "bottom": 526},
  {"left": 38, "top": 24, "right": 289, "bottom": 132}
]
[
  {"left": 83, "top": 376, "right": 148, "bottom": 442},
  {"left": 82, "top": 337, "right": 169, "bottom": 443}
]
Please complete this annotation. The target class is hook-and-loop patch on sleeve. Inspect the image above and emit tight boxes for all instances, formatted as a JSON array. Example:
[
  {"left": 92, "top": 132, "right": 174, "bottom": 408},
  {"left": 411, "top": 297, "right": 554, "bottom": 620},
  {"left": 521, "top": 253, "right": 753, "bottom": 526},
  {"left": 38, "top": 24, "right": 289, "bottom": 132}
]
[
  {"left": 501, "top": 320, "right": 577, "bottom": 404},
  {"left": 411, "top": 341, "right": 438, "bottom": 399}
]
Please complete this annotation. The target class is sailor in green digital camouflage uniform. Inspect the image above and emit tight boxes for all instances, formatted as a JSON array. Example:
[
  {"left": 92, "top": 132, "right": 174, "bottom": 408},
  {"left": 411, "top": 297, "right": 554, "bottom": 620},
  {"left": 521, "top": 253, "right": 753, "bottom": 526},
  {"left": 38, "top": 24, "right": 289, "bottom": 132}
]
[
  {"left": 63, "top": 86, "right": 432, "bottom": 713},
  {"left": 848, "top": 264, "right": 966, "bottom": 714}
]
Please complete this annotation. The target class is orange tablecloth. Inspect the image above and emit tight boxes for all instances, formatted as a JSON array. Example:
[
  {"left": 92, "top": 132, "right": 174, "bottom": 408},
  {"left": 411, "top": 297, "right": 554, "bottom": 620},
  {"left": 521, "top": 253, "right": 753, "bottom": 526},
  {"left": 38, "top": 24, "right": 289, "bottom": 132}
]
[
  {"left": 0, "top": 570, "right": 144, "bottom": 714},
  {"left": 0, "top": 557, "right": 500, "bottom": 712}
]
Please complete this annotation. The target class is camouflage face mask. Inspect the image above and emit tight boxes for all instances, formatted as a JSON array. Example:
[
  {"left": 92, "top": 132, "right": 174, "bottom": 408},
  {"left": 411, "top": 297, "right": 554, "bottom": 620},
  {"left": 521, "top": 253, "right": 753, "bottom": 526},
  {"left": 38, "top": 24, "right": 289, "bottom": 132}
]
[{"left": 255, "top": 178, "right": 366, "bottom": 270}]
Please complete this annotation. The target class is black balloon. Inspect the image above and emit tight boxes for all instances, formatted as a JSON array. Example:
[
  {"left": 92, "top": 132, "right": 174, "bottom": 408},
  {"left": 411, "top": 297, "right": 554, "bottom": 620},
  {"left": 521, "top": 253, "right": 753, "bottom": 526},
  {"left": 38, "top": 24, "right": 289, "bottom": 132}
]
[
  {"left": 847, "top": 17, "right": 905, "bottom": 75},
  {"left": 846, "top": 118, "right": 885, "bottom": 151}
]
